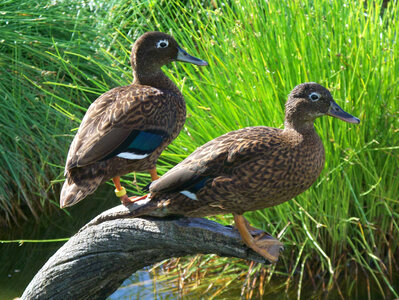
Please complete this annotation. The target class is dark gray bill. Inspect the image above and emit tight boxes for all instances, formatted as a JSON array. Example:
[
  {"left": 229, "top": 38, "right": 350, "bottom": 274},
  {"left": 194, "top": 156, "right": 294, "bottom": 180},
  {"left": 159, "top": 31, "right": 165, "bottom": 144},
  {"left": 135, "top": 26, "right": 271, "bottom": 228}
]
[
  {"left": 176, "top": 47, "right": 208, "bottom": 66},
  {"left": 327, "top": 101, "right": 360, "bottom": 124}
]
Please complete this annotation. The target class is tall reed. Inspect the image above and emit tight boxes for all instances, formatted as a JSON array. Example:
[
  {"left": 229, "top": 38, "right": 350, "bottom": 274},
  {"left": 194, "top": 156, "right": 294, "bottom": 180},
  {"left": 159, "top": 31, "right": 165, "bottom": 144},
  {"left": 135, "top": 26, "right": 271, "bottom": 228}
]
[{"left": 0, "top": 0, "right": 117, "bottom": 225}]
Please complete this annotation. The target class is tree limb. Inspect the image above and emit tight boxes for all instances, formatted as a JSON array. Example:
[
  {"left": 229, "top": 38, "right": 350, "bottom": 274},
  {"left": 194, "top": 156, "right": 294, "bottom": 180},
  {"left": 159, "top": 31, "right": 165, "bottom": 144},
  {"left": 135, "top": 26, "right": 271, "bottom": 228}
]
[{"left": 21, "top": 204, "right": 271, "bottom": 300}]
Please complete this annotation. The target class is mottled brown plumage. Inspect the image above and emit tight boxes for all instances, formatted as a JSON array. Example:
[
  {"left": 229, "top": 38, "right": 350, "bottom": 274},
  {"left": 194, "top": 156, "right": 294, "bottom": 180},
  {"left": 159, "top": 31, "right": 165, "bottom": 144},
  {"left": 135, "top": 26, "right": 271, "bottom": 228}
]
[
  {"left": 147, "top": 126, "right": 325, "bottom": 216},
  {"left": 60, "top": 32, "right": 207, "bottom": 208},
  {"left": 125, "top": 82, "right": 360, "bottom": 261}
]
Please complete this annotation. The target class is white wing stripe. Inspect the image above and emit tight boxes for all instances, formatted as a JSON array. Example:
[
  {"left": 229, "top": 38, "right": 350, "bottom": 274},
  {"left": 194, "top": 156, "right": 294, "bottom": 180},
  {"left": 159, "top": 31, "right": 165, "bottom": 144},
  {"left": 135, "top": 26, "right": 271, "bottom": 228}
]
[
  {"left": 117, "top": 152, "right": 149, "bottom": 160},
  {"left": 180, "top": 190, "right": 198, "bottom": 200}
]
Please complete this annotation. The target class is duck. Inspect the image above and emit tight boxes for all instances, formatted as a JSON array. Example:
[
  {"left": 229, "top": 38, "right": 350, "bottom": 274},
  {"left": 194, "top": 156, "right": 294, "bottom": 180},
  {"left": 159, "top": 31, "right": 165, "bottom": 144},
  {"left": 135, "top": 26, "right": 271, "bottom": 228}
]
[
  {"left": 60, "top": 31, "right": 208, "bottom": 208},
  {"left": 121, "top": 82, "right": 360, "bottom": 262}
]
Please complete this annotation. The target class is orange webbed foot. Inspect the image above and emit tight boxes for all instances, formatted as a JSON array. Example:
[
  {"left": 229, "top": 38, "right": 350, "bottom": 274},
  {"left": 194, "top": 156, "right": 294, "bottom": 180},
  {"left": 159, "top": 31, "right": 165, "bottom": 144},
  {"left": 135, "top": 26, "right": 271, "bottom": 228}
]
[
  {"left": 120, "top": 194, "right": 148, "bottom": 206},
  {"left": 233, "top": 214, "right": 284, "bottom": 262}
]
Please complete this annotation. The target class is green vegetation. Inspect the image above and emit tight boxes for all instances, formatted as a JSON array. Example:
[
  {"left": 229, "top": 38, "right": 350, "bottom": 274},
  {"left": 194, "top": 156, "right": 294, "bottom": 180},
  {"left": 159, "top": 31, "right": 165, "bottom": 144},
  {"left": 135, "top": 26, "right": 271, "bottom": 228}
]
[
  {"left": 0, "top": 0, "right": 111, "bottom": 225},
  {"left": 1, "top": 0, "right": 398, "bottom": 298}
]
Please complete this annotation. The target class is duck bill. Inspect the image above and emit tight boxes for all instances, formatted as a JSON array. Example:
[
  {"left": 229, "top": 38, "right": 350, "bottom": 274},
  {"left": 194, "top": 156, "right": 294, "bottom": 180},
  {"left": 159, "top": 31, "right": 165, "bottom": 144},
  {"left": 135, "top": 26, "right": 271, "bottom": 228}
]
[
  {"left": 327, "top": 101, "right": 360, "bottom": 124},
  {"left": 176, "top": 47, "right": 208, "bottom": 66}
]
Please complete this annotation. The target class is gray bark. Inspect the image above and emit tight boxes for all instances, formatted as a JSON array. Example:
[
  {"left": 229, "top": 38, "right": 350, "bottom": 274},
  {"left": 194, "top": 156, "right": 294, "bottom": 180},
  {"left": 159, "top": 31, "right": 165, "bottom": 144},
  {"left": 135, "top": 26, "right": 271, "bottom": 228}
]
[{"left": 21, "top": 204, "right": 270, "bottom": 300}]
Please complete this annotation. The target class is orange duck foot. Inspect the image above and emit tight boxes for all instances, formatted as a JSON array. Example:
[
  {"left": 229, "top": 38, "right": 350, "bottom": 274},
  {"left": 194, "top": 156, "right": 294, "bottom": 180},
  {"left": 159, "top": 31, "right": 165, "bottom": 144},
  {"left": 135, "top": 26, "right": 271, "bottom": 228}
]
[
  {"left": 233, "top": 214, "right": 284, "bottom": 263},
  {"left": 120, "top": 194, "right": 148, "bottom": 206}
]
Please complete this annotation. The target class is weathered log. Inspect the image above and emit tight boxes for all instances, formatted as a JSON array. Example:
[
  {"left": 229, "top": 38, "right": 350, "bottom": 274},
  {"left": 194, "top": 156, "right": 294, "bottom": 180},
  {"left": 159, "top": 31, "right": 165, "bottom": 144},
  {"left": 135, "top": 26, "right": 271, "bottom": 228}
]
[{"left": 21, "top": 204, "right": 277, "bottom": 299}]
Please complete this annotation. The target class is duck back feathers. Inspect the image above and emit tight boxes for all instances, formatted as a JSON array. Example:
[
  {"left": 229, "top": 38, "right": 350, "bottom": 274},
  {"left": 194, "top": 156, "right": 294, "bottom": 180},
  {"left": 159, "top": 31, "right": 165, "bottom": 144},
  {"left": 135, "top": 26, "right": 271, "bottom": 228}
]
[{"left": 148, "top": 126, "right": 325, "bottom": 217}]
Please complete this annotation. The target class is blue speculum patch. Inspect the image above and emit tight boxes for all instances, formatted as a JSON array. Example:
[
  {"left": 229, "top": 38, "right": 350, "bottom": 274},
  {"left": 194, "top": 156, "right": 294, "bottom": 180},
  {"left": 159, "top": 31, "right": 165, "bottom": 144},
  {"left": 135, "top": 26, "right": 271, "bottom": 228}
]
[
  {"left": 185, "top": 177, "right": 210, "bottom": 193},
  {"left": 103, "top": 129, "right": 168, "bottom": 160},
  {"left": 127, "top": 131, "right": 164, "bottom": 153}
]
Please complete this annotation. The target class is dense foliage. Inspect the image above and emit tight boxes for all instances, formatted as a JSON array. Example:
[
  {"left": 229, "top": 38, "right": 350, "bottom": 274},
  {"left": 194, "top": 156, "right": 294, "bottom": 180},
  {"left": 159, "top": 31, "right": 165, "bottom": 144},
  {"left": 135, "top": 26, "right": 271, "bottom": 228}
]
[{"left": 1, "top": 0, "right": 397, "bottom": 298}]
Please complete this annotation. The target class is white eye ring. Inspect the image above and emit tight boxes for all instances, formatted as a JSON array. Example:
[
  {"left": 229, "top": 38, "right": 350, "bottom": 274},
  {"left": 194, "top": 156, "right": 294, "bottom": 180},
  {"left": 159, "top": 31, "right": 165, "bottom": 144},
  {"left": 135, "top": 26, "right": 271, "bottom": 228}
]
[
  {"left": 156, "top": 39, "right": 169, "bottom": 48},
  {"left": 309, "top": 92, "right": 320, "bottom": 101}
]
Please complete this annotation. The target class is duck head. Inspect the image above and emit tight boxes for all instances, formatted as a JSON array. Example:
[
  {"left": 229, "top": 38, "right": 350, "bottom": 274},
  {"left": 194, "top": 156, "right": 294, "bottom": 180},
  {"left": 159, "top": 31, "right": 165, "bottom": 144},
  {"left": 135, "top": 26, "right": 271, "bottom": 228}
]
[
  {"left": 130, "top": 31, "right": 208, "bottom": 72},
  {"left": 284, "top": 82, "right": 360, "bottom": 128}
]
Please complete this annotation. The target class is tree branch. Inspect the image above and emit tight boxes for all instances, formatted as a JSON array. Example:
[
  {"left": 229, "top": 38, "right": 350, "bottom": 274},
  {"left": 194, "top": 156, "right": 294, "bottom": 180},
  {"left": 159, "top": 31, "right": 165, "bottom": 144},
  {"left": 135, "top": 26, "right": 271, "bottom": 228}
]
[{"left": 21, "top": 204, "right": 270, "bottom": 300}]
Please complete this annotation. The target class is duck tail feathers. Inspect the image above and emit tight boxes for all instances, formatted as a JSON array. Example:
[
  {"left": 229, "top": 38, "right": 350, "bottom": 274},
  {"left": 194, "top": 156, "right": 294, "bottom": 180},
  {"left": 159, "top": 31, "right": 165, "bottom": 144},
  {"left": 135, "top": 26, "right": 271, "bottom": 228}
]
[{"left": 60, "top": 179, "right": 90, "bottom": 208}]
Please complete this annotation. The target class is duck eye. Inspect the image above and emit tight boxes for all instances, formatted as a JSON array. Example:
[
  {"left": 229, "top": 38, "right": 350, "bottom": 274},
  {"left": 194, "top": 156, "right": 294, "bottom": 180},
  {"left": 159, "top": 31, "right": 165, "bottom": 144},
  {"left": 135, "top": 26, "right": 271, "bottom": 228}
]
[
  {"left": 309, "top": 92, "right": 320, "bottom": 101},
  {"left": 156, "top": 39, "right": 169, "bottom": 49}
]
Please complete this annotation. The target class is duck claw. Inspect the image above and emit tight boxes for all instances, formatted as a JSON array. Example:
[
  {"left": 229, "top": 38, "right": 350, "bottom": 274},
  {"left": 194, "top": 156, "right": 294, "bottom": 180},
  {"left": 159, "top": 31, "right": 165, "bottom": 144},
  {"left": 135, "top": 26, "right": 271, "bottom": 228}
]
[{"left": 233, "top": 214, "right": 284, "bottom": 263}]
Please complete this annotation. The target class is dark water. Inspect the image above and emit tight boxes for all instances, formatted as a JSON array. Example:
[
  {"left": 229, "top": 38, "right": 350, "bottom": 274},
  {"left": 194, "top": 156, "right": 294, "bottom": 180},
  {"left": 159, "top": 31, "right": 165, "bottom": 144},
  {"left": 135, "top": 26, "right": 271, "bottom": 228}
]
[
  {"left": 0, "top": 186, "right": 115, "bottom": 299},
  {"left": 0, "top": 187, "right": 181, "bottom": 300},
  {"left": 1, "top": 187, "right": 398, "bottom": 299}
]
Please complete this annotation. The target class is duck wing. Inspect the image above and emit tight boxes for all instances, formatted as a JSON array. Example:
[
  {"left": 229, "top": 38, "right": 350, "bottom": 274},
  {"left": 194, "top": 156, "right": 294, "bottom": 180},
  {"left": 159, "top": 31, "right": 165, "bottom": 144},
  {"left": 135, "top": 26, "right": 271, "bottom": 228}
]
[
  {"left": 65, "top": 85, "right": 179, "bottom": 172},
  {"left": 149, "top": 127, "right": 282, "bottom": 195}
]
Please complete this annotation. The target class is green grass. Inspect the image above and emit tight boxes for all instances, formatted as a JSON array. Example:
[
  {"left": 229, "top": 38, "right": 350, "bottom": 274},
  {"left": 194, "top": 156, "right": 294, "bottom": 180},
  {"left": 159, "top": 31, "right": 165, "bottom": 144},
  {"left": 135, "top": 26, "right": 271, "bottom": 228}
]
[
  {"left": 0, "top": 0, "right": 120, "bottom": 225},
  {"left": 1, "top": 0, "right": 398, "bottom": 298}
]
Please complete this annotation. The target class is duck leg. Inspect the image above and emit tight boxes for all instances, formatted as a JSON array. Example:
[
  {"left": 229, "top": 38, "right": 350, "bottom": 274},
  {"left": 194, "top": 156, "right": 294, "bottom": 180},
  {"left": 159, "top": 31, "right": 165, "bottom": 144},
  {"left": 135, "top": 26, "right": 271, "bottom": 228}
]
[
  {"left": 113, "top": 168, "right": 158, "bottom": 206},
  {"left": 148, "top": 167, "right": 160, "bottom": 181},
  {"left": 112, "top": 176, "right": 147, "bottom": 206},
  {"left": 233, "top": 214, "right": 283, "bottom": 263}
]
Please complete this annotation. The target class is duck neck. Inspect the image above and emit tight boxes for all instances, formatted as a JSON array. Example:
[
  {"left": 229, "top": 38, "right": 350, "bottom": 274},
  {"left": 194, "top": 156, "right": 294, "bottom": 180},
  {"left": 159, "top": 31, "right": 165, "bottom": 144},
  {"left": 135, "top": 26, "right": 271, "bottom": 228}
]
[
  {"left": 133, "top": 65, "right": 180, "bottom": 93},
  {"left": 283, "top": 118, "right": 318, "bottom": 138}
]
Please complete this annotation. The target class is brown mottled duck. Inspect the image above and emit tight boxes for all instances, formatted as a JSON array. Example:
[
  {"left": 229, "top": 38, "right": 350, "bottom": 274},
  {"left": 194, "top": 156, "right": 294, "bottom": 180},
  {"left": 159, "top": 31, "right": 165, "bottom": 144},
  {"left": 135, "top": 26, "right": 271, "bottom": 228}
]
[
  {"left": 121, "top": 82, "right": 360, "bottom": 262},
  {"left": 60, "top": 32, "right": 208, "bottom": 208}
]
